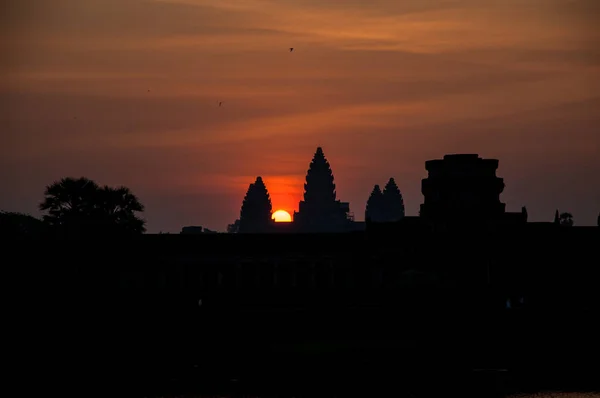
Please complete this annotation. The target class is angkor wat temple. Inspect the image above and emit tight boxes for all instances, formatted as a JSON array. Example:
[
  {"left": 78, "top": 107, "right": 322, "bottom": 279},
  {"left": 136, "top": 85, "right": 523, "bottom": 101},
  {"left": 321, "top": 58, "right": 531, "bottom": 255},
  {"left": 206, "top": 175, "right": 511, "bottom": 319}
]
[
  {"left": 233, "top": 149, "right": 532, "bottom": 234},
  {"left": 365, "top": 177, "right": 405, "bottom": 223},
  {"left": 420, "top": 154, "right": 526, "bottom": 225},
  {"left": 230, "top": 147, "right": 358, "bottom": 233},
  {"left": 292, "top": 147, "right": 354, "bottom": 233},
  {"left": 11, "top": 150, "right": 599, "bottom": 397}
]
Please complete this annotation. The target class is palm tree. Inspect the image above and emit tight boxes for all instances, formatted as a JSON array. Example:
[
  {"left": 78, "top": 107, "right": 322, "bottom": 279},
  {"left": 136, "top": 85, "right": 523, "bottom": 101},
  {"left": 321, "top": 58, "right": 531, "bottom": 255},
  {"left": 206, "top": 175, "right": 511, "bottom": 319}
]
[
  {"left": 40, "top": 177, "right": 100, "bottom": 235},
  {"left": 40, "top": 177, "right": 146, "bottom": 236},
  {"left": 96, "top": 185, "right": 146, "bottom": 234}
]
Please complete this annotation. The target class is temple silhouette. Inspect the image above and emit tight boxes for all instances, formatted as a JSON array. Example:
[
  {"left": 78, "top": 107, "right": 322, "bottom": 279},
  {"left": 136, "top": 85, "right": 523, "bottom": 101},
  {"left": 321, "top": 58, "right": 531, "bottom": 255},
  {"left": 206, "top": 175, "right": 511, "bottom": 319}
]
[
  {"left": 419, "top": 154, "right": 527, "bottom": 226},
  {"left": 292, "top": 147, "right": 354, "bottom": 232},
  {"left": 238, "top": 177, "right": 274, "bottom": 234},
  {"left": 10, "top": 148, "right": 599, "bottom": 398},
  {"left": 232, "top": 149, "right": 532, "bottom": 233},
  {"left": 365, "top": 178, "right": 405, "bottom": 222},
  {"left": 229, "top": 147, "right": 359, "bottom": 233}
]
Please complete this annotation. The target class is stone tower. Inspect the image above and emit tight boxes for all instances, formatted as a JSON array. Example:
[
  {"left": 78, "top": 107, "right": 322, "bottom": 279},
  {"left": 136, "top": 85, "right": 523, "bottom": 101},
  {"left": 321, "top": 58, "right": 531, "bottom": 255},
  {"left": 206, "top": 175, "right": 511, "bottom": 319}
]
[
  {"left": 382, "top": 178, "right": 405, "bottom": 222},
  {"left": 419, "top": 154, "right": 506, "bottom": 223},
  {"left": 293, "top": 147, "right": 351, "bottom": 232},
  {"left": 365, "top": 184, "right": 384, "bottom": 222},
  {"left": 366, "top": 179, "right": 406, "bottom": 223},
  {"left": 238, "top": 176, "right": 273, "bottom": 233}
]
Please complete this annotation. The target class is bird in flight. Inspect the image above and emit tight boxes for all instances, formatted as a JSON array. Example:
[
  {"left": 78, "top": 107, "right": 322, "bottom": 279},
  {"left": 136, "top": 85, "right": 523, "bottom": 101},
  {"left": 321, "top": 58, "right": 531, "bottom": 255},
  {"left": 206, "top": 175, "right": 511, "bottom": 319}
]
[{"left": 289, "top": 48, "right": 294, "bottom": 52}]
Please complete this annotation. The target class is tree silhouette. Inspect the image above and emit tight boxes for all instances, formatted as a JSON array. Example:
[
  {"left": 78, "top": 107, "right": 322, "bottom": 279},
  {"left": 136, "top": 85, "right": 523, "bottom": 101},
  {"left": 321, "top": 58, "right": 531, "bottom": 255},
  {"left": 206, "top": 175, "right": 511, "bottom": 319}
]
[
  {"left": 554, "top": 209, "right": 560, "bottom": 224},
  {"left": 238, "top": 177, "right": 273, "bottom": 233},
  {"left": 39, "top": 177, "right": 99, "bottom": 235},
  {"left": 39, "top": 177, "right": 146, "bottom": 236},
  {"left": 0, "top": 211, "right": 45, "bottom": 237},
  {"left": 96, "top": 185, "right": 146, "bottom": 234},
  {"left": 559, "top": 212, "right": 574, "bottom": 227},
  {"left": 382, "top": 178, "right": 405, "bottom": 222},
  {"left": 365, "top": 185, "right": 384, "bottom": 222}
]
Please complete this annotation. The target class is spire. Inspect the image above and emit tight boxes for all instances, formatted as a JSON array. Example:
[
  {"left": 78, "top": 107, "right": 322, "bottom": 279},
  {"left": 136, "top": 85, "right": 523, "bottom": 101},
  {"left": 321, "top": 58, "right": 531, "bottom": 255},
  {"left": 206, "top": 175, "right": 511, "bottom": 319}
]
[
  {"left": 382, "top": 178, "right": 405, "bottom": 221},
  {"left": 295, "top": 147, "right": 352, "bottom": 232},
  {"left": 554, "top": 209, "right": 560, "bottom": 224},
  {"left": 521, "top": 206, "right": 528, "bottom": 222},
  {"left": 239, "top": 176, "right": 273, "bottom": 233},
  {"left": 303, "top": 147, "right": 337, "bottom": 205},
  {"left": 365, "top": 184, "right": 384, "bottom": 222}
]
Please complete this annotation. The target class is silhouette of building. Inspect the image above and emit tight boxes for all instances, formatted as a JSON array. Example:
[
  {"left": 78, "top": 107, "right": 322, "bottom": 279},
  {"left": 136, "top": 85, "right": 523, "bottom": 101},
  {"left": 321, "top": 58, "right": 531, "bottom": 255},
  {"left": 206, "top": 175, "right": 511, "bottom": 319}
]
[
  {"left": 382, "top": 178, "right": 405, "bottom": 222},
  {"left": 181, "top": 226, "right": 204, "bottom": 234},
  {"left": 238, "top": 176, "right": 274, "bottom": 233},
  {"left": 24, "top": 220, "right": 600, "bottom": 396},
  {"left": 365, "top": 185, "right": 384, "bottom": 222},
  {"left": 365, "top": 179, "right": 405, "bottom": 222},
  {"left": 419, "top": 154, "right": 526, "bottom": 225},
  {"left": 293, "top": 147, "right": 353, "bottom": 232},
  {"left": 227, "top": 219, "right": 240, "bottom": 233}
]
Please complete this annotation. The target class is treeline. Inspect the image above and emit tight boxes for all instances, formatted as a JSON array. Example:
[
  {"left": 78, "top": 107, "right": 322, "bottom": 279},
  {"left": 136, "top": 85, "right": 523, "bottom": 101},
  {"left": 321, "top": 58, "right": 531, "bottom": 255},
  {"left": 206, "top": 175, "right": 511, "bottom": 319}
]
[{"left": 0, "top": 177, "right": 145, "bottom": 238}]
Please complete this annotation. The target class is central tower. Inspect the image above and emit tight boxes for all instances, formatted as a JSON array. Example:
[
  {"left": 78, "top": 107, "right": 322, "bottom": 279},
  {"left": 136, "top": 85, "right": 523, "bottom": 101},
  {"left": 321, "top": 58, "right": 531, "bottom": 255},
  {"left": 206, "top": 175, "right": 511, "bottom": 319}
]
[{"left": 293, "top": 147, "right": 352, "bottom": 232}]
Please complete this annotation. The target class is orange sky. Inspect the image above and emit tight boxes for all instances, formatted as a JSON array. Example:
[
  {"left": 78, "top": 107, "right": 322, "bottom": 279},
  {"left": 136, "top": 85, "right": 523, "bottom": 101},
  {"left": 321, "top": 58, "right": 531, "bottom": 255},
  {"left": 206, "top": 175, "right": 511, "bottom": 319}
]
[{"left": 1, "top": 0, "right": 599, "bottom": 232}]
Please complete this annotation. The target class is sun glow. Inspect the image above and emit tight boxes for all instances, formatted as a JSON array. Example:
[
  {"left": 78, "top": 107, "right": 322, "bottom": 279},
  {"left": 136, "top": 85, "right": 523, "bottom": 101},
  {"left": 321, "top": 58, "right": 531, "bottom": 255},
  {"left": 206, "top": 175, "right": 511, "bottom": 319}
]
[{"left": 272, "top": 209, "right": 292, "bottom": 222}]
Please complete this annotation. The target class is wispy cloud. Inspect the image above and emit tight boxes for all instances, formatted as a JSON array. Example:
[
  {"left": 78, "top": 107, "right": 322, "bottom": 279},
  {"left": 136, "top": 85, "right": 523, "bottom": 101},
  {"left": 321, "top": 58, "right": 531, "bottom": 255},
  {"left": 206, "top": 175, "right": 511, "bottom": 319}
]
[{"left": 1, "top": 0, "right": 599, "bottom": 231}]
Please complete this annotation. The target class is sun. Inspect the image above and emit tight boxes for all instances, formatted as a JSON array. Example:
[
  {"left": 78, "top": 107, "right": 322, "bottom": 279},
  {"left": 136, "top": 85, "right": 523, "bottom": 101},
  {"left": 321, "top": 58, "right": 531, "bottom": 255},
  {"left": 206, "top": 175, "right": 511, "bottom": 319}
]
[{"left": 272, "top": 209, "right": 292, "bottom": 222}]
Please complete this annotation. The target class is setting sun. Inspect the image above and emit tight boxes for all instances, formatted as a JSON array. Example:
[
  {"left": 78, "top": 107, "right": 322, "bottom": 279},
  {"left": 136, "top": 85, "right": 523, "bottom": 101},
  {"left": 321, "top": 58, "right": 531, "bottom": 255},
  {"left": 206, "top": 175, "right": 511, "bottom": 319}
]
[{"left": 272, "top": 210, "right": 292, "bottom": 223}]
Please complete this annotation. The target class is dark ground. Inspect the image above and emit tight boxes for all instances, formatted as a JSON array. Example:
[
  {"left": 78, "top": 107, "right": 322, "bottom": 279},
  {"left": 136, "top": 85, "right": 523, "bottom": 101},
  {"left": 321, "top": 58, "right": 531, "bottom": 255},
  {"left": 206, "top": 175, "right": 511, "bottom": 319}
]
[
  {"left": 6, "top": 229, "right": 600, "bottom": 397},
  {"left": 11, "top": 292, "right": 599, "bottom": 398}
]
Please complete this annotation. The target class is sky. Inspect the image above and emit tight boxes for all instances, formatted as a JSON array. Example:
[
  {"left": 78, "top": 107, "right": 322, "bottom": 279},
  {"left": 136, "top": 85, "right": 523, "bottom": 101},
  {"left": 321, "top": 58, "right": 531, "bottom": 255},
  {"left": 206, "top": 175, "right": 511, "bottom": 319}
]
[{"left": 1, "top": 0, "right": 599, "bottom": 232}]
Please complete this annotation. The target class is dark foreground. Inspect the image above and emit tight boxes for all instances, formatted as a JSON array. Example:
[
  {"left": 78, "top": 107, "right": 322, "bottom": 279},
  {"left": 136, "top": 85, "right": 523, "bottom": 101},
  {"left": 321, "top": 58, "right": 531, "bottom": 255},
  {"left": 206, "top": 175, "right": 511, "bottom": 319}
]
[{"left": 7, "top": 228, "right": 600, "bottom": 397}]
